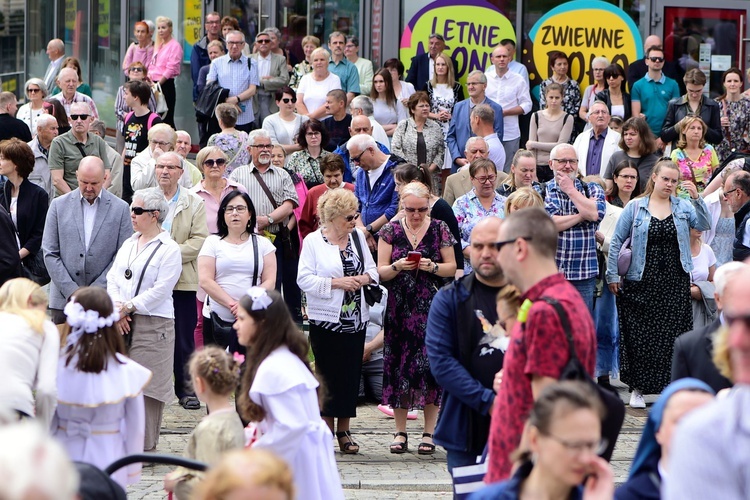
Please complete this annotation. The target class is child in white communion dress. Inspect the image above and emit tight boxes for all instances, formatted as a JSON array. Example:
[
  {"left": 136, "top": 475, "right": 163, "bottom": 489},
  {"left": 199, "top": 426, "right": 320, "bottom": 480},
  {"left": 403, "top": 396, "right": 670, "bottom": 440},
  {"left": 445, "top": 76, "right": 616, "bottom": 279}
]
[{"left": 51, "top": 286, "right": 152, "bottom": 488}]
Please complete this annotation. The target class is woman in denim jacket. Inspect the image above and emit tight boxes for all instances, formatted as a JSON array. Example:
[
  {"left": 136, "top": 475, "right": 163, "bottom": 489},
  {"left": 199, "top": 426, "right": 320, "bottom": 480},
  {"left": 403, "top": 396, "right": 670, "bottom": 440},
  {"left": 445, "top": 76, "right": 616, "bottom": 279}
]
[{"left": 606, "top": 159, "right": 710, "bottom": 409}]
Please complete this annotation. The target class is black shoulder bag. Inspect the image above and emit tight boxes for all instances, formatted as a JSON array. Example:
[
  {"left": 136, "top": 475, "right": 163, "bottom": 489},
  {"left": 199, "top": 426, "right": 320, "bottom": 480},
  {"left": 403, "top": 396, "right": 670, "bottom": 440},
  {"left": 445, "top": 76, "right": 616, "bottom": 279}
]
[
  {"left": 252, "top": 169, "right": 295, "bottom": 259},
  {"left": 209, "top": 235, "right": 258, "bottom": 349},
  {"left": 539, "top": 297, "right": 625, "bottom": 462},
  {"left": 350, "top": 229, "right": 381, "bottom": 306}
]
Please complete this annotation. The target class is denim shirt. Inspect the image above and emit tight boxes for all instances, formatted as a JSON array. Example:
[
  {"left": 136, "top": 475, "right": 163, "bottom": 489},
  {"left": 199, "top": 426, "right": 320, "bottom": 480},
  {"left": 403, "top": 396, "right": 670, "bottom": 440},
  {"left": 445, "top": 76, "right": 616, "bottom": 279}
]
[{"left": 606, "top": 195, "right": 710, "bottom": 284}]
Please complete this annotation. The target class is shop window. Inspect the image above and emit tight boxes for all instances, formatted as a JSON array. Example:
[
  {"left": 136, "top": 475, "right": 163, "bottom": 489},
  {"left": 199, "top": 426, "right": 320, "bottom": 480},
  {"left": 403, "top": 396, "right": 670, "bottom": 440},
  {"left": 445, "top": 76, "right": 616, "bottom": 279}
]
[{"left": 0, "top": 0, "right": 27, "bottom": 97}]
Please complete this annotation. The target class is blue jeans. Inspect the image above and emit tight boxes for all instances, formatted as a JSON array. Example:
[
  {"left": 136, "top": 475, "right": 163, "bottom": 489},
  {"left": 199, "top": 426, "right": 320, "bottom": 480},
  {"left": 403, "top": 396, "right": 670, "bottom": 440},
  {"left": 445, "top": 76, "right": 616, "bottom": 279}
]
[
  {"left": 594, "top": 283, "right": 619, "bottom": 377},
  {"left": 570, "top": 277, "right": 596, "bottom": 317}
]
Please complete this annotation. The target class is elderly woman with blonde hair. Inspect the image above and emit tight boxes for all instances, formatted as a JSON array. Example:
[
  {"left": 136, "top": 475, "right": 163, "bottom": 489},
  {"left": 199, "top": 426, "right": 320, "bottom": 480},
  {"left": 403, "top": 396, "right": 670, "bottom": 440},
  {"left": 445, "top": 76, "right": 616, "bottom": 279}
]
[
  {"left": 504, "top": 186, "right": 544, "bottom": 214},
  {"left": 297, "top": 188, "right": 378, "bottom": 454},
  {"left": 0, "top": 278, "right": 59, "bottom": 426},
  {"left": 194, "top": 448, "right": 294, "bottom": 500}
]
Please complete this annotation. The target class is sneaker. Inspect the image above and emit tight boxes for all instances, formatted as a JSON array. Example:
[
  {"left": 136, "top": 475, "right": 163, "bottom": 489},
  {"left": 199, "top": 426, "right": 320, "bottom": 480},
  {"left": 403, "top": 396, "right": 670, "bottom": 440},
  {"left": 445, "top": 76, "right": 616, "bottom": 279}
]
[
  {"left": 629, "top": 390, "right": 646, "bottom": 409},
  {"left": 377, "top": 404, "right": 419, "bottom": 420}
]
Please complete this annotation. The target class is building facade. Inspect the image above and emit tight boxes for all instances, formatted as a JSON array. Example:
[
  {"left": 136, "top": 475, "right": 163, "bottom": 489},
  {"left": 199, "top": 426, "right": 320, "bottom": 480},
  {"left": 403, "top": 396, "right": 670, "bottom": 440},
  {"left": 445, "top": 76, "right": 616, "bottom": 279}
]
[{"left": 1, "top": 0, "right": 748, "bottom": 141}]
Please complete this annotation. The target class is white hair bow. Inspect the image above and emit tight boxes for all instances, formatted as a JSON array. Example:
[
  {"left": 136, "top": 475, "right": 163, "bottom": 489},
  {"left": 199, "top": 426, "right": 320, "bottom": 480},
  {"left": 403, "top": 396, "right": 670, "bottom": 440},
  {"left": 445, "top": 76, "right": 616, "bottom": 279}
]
[
  {"left": 247, "top": 286, "right": 272, "bottom": 310},
  {"left": 64, "top": 299, "right": 120, "bottom": 348}
]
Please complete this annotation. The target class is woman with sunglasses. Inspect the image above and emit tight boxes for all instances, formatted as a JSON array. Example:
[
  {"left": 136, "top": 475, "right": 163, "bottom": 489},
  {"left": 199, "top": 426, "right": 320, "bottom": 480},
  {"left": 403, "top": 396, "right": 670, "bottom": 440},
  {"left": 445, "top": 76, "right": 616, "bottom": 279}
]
[
  {"left": 473, "top": 381, "right": 613, "bottom": 500},
  {"left": 606, "top": 159, "right": 710, "bottom": 409},
  {"left": 107, "top": 188, "right": 183, "bottom": 452},
  {"left": 661, "top": 69, "right": 722, "bottom": 149},
  {"left": 579, "top": 56, "right": 609, "bottom": 126},
  {"left": 453, "top": 158, "right": 506, "bottom": 274},
  {"left": 377, "top": 182, "right": 456, "bottom": 455},
  {"left": 198, "top": 190, "right": 276, "bottom": 351},
  {"left": 17, "top": 79, "right": 48, "bottom": 135},
  {"left": 207, "top": 103, "right": 250, "bottom": 178},
  {"left": 595, "top": 63, "right": 631, "bottom": 121},
  {"left": 191, "top": 147, "right": 247, "bottom": 349},
  {"left": 715, "top": 67, "right": 750, "bottom": 162},
  {"left": 297, "top": 188, "right": 378, "bottom": 454},
  {"left": 262, "top": 86, "right": 309, "bottom": 155}
]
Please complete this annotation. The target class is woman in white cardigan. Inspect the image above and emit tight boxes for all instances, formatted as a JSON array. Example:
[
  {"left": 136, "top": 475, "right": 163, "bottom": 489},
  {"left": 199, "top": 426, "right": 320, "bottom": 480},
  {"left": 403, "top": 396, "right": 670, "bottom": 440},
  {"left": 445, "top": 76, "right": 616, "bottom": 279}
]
[{"left": 297, "top": 188, "right": 378, "bottom": 455}]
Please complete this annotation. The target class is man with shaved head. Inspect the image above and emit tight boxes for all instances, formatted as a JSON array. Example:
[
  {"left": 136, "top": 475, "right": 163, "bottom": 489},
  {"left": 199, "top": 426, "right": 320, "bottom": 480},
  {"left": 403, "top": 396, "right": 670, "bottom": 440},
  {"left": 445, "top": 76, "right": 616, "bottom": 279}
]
[
  {"left": 48, "top": 101, "right": 110, "bottom": 195},
  {"left": 43, "top": 156, "right": 132, "bottom": 324},
  {"left": 50, "top": 67, "right": 99, "bottom": 119}
]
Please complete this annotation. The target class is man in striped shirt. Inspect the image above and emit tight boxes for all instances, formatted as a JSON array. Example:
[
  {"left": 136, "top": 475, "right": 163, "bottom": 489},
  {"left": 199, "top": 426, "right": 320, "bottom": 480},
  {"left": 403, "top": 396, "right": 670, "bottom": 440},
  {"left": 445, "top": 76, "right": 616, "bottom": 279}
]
[{"left": 229, "top": 129, "right": 301, "bottom": 321}]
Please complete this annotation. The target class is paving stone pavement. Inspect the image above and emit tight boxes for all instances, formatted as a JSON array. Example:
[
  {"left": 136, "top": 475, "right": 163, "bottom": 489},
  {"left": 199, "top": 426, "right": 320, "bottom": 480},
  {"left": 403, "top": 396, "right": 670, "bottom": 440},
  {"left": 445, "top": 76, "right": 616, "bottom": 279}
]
[{"left": 127, "top": 380, "right": 648, "bottom": 499}]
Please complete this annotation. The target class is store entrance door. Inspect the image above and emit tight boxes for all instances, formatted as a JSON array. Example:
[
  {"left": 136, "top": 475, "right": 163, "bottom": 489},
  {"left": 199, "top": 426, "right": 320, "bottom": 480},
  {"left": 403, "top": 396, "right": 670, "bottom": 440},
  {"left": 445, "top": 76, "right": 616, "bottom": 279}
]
[{"left": 654, "top": 1, "right": 750, "bottom": 96}]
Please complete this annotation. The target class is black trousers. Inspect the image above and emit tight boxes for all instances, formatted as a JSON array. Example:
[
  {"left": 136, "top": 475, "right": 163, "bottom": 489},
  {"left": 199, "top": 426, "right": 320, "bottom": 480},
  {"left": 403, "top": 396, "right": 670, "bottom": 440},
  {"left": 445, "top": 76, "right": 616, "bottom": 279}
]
[
  {"left": 273, "top": 230, "right": 302, "bottom": 324},
  {"left": 161, "top": 78, "right": 176, "bottom": 129},
  {"left": 173, "top": 290, "right": 197, "bottom": 399}
]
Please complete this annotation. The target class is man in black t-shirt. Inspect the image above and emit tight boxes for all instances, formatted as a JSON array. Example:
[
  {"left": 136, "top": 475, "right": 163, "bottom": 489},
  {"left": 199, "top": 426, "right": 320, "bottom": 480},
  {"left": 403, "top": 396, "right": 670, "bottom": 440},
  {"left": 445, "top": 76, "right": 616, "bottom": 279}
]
[
  {"left": 121, "top": 80, "right": 162, "bottom": 203},
  {"left": 321, "top": 89, "right": 351, "bottom": 151},
  {"left": 426, "top": 217, "right": 510, "bottom": 473}
]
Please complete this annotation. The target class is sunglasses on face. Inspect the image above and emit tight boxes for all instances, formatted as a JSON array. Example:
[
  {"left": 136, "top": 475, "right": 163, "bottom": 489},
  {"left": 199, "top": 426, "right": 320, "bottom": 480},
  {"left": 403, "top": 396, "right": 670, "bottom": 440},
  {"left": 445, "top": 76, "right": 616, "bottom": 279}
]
[
  {"left": 203, "top": 158, "right": 227, "bottom": 167},
  {"left": 343, "top": 213, "right": 360, "bottom": 222},
  {"left": 351, "top": 149, "right": 368, "bottom": 164},
  {"left": 280, "top": 97, "right": 297, "bottom": 103},
  {"left": 494, "top": 236, "right": 532, "bottom": 251},
  {"left": 648, "top": 57, "right": 664, "bottom": 62},
  {"left": 473, "top": 175, "right": 497, "bottom": 184},
  {"left": 256, "top": 39, "right": 271, "bottom": 44},
  {"left": 27, "top": 88, "right": 41, "bottom": 93},
  {"left": 129, "top": 67, "right": 144, "bottom": 72},
  {"left": 70, "top": 114, "right": 89, "bottom": 121},
  {"left": 131, "top": 207, "right": 157, "bottom": 215}
]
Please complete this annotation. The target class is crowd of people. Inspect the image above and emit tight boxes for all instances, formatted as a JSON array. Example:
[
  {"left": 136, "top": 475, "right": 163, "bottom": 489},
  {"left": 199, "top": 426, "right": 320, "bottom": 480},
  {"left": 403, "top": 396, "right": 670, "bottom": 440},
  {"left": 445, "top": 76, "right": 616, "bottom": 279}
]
[{"left": 0, "top": 17, "right": 749, "bottom": 500}]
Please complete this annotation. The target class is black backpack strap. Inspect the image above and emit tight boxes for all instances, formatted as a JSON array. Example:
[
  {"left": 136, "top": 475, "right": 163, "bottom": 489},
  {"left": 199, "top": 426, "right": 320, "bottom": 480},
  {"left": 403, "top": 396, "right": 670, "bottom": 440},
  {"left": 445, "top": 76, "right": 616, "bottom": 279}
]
[
  {"left": 539, "top": 297, "right": 579, "bottom": 364},
  {"left": 251, "top": 234, "right": 258, "bottom": 286}
]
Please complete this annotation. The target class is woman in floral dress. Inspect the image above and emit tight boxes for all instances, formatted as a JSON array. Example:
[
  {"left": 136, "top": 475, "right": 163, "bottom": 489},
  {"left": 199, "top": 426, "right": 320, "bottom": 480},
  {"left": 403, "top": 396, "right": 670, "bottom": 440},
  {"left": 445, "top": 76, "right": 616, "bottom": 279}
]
[
  {"left": 670, "top": 116, "right": 719, "bottom": 198},
  {"left": 539, "top": 51, "right": 581, "bottom": 134},
  {"left": 287, "top": 119, "right": 330, "bottom": 189},
  {"left": 207, "top": 103, "right": 250, "bottom": 177},
  {"left": 377, "top": 182, "right": 456, "bottom": 455},
  {"left": 716, "top": 67, "right": 750, "bottom": 162}
]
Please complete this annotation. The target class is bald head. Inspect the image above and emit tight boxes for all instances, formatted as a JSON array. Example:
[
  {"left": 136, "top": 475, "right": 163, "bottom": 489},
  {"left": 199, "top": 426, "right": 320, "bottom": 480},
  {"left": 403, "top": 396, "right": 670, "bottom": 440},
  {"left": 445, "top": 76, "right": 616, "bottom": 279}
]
[
  {"left": 349, "top": 115, "right": 373, "bottom": 136},
  {"left": 470, "top": 216, "right": 504, "bottom": 283},
  {"left": 77, "top": 157, "right": 105, "bottom": 203},
  {"left": 644, "top": 35, "right": 662, "bottom": 51}
]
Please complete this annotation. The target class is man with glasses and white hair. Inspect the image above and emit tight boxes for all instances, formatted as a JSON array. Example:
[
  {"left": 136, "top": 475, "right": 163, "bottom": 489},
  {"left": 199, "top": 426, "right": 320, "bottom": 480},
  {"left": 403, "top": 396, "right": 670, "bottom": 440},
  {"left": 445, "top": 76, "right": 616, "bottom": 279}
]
[
  {"left": 130, "top": 123, "right": 194, "bottom": 192},
  {"left": 48, "top": 101, "right": 110, "bottom": 196},
  {"left": 229, "top": 129, "right": 302, "bottom": 322},
  {"left": 723, "top": 170, "right": 750, "bottom": 261},
  {"left": 572, "top": 100, "right": 621, "bottom": 176},
  {"left": 206, "top": 30, "right": 259, "bottom": 133},
  {"left": 544, "top": 143, "right": 605, "bottom": 314}
]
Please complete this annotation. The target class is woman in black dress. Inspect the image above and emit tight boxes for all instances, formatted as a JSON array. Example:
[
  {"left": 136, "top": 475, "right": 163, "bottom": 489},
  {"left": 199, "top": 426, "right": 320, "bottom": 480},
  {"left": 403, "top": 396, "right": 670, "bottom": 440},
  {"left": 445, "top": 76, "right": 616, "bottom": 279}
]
[{"left": 606, "top": 159, "right": 711, "bottom": 408}]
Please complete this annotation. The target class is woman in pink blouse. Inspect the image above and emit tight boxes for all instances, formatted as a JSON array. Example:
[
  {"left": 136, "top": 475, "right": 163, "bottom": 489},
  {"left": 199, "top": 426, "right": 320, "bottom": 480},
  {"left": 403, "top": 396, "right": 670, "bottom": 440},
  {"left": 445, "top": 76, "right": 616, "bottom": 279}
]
[
  {"left": 122, "top": 21, "right": 154, "bottom": 76},
  {"left": 149, "top": 16, "right": 183, "bottom": 128}
]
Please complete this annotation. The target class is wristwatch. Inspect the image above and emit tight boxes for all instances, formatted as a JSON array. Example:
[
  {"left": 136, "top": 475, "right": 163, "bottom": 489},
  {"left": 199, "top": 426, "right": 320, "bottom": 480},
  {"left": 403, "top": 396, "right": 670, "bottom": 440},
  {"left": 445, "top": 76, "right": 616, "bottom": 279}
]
[
  {"left": 125, "top": 301, "right": 135, "bottom": 314},
  {"left": 391, "top": 263, "right": 398, "bottom": 272},
  {"left": 433, "top": 263, "right": 439, "bottom": 274},
  {"left": 366, "top": 224, "right": 374, "bottom": 234},
  {"left": 267, "top": 215, "right": 275, "bottom": 225}
]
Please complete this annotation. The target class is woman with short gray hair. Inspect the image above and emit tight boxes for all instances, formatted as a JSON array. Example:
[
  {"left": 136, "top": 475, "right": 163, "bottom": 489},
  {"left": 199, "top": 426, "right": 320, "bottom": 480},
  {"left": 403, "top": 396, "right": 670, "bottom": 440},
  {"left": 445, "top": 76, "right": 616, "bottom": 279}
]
[
  {"left": 17, "top": 78, "right": 49, "bottom": 134},
  {"left": 106, "top": 187, "right": 183, "bottom": 452}
]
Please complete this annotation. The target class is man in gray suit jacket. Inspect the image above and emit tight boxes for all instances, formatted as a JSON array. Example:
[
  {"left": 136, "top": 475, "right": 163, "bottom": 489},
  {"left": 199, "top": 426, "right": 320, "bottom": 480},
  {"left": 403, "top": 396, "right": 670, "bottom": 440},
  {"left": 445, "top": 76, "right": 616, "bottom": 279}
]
[
  {"left": 43, "top": 156, "right": 133, "bottom": 323},
  {"left": 251, "top": 30, "right": 290, "bottom": 128}
]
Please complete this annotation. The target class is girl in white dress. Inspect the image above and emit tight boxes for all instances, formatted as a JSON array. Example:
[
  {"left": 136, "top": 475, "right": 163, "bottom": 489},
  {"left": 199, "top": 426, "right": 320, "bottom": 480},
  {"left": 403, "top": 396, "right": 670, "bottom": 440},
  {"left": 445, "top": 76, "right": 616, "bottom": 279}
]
[
  {"left": 51, "top": 286, "right": 151, "bottom": 489},
  {"left": 234, "top": 287, "right": 344, "bottom": 500},
  {"left": 164, "top": 346, "right": 245, "bottom": 499}
]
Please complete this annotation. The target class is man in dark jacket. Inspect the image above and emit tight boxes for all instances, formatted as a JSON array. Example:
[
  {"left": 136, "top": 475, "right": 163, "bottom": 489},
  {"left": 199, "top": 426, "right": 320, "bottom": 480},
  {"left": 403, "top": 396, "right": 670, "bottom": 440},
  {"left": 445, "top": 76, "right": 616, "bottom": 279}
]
[
  {"left": 672, "top": 261, "right": 743, "bottom": 392},
  {"left": 426, "top": 217, "right": 508, "bottom": 473},
  {"left": 189, "top": 12, "right": 224, "bottom": 101},
  {"left": 0, "top": 92, "right": 32, "bottom": 142}
]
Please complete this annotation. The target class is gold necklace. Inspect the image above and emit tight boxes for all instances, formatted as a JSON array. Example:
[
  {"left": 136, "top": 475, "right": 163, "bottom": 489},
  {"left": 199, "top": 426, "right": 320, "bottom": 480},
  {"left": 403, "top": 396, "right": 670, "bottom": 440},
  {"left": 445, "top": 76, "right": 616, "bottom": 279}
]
[{"left": 403, "top": 218, "right": 426, "bottom": 247}]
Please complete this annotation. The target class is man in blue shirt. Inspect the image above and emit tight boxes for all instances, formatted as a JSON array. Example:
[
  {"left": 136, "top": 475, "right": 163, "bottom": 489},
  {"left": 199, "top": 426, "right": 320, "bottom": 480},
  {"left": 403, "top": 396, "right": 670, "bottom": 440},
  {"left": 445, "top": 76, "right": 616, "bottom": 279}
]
[
  {"left": 631, "top": 46, "right": 680, "bottom": 148},
  {"left": 348, "top": 134, "right": 404, "bottom": 250},
  {"left": 328, "top": 31, "right": 360, "bottom": 105}
]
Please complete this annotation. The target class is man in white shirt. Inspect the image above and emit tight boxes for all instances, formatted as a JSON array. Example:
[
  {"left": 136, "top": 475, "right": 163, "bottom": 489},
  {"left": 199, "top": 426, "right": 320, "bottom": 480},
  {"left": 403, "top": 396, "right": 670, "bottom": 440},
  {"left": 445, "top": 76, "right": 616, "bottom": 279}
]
[
  {"left": 485, "top": 43, "right": 532, "bottom": 173},
  {"left": 470, "top": 104, "right": 506, "bottom": 173},
  {"left": 251, "top": 30, "right": 290, "bottom": 128},
  {"left": 501, "top": 39, "right": 530, "bottom": 83}
]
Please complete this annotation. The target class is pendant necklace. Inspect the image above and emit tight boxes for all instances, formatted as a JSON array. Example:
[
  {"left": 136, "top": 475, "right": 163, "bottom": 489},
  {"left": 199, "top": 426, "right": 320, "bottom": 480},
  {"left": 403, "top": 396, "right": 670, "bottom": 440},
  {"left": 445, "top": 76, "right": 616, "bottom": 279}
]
[
  {"left": 403, "top": 219, "right": 424, "bottom": 247},
  {"left": 125, "top": 235, "right": 153, "bottom": 279}
]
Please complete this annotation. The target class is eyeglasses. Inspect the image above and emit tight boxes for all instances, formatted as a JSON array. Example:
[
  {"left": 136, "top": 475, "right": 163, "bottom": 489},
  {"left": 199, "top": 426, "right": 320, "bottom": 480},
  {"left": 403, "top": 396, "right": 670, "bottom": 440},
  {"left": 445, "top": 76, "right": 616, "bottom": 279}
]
[
  {"left": 155, "top": 163, "right": 182, "bottom": 170},
  {"left": 250, "top": 144, "right": 274, "bottom": 149},
  {"left": 473, "top": 175, "right": 497, "bottom": 184},
  {"left": 225, "top": 205, "right": 248, "bottom": 214},
  {"left": 343, "top": 213, "right": 360, "bottom": 222},
  {"left": 351, "top": 149, "right": 369, "bottom": 164},
  {"left": 543, "top": 433, "right": 609, "bottom": 456},
  {"left": 660, "top": 176, "right": 679, "bottom": 185},
  {"left": 70, "top": 114, "right": 90, "bottom": 121},
  {"left": 617, "top": 174, "right": 638, "bottom": 181},
  {"left": 27, "top": 88, "right": 41, "bottom": 93},
  {"left": 203, "top": 158, "right": 227, "bottom": 167},
  {"left": 494, "top": 236, "right": 532, "bottom": 251},
  {"left": 131, "top": 206, "right": 157, "bottom": 215},
  {"left": 150, "top": 139, "right": 170, "bottom": 147},
  {"left": 723, "top": 187, "right": 739, "bottom": 197},
  {"left": 552, "top": 158, "right": 579, "bottom": 165},
  {"left": 129, "top": 67, "right": 144, "bottom": 72},
  {"left": 648, "top": 57, "right": 665, "bottom": 62},
  {"left": 726, "top": 313, "right": 750, "bottom": 329},
  {"left": 404, "top": 207, "right": 429, "bottom": 213},
  {"left": 281, "top": 97, "right": 297, "bottom": 104},
  {"left": 592, "top": 68, "right": 605, "bottom": 72},
  {"left": 256, "top": 39, "right": 271, "bottom": 44},
  {"left": 590, "top": 110, "right": 608, "bottom": 116},
  {"left": 227, "top": 41, "right": 244, "bottom": 45}
]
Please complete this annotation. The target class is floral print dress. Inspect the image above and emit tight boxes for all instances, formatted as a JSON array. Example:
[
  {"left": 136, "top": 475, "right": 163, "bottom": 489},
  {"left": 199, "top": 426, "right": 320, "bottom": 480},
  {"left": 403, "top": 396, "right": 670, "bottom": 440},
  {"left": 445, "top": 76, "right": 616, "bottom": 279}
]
[
  {"left": 380, "top": 219, "right": 455, "bottom": 410},
  {"left": 670, "top": 145, "right": 719, "bottom": 198},
  {"left": 287, "top": 149, "right": 329, "bottom": 189},
  {"left": 716, "top": 97, "right": 750, "bottom": 161}
]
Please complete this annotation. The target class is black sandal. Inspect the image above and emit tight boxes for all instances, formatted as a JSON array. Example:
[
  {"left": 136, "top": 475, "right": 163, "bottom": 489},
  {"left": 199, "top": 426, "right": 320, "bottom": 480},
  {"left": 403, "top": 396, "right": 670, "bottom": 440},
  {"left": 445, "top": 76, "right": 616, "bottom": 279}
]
[
  {"left": 335, "top": 431, "right": 359, "bottom": 454},
  {"left": 390, "top": 431, "right": 408, "bottom": 454},
  {"left": 418, "top": 432, "right": 436, "bottom": 455},
  {"left": 179, "top": 396, "right": 201, "bottom": 410}
]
